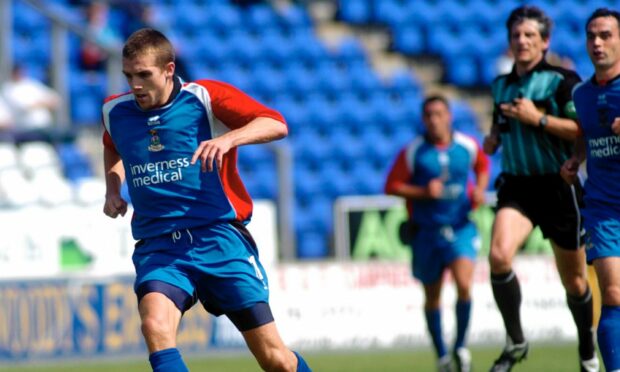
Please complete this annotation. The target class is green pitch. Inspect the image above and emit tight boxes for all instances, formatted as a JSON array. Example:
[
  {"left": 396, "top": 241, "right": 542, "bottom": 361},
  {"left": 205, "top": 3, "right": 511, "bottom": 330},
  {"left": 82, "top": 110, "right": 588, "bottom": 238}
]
[{"left": 0, "top": 342, "right": 589, "bottom": 372}]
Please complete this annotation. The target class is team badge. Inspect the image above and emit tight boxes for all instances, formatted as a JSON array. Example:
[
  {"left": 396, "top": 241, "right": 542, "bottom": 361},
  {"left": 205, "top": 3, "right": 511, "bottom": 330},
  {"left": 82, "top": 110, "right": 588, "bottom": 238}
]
[
  {"left": 147, "top": 115, "right": 161, "bottom": 126},
  {"left": 148, "top": 129, "right": 165, "bottom": 152}
]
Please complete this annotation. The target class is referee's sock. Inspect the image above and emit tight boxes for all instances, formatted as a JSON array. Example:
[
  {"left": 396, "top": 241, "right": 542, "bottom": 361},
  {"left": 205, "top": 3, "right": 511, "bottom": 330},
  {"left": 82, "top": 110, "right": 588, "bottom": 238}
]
[
  {"left": 425, "top": 308, "right": 447, "bottom": 358},
  {"left": 149, "top": 348, "right": 188, "bottom": 372},
  {"left": 598, "top": 305, "right": 620, "bottom": 371},
  {"left": 567, "top": 286, "right": 595, "bottom": 360},
  {"left": 491, "top": 270, "right": 525, "bottom": 344}
]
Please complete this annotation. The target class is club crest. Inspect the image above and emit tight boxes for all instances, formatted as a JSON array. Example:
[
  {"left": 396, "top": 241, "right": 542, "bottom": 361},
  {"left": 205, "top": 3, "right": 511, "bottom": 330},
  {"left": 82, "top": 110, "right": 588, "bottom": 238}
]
[{"left": 148, "top": 129, "right": 165, "bottom": 152}]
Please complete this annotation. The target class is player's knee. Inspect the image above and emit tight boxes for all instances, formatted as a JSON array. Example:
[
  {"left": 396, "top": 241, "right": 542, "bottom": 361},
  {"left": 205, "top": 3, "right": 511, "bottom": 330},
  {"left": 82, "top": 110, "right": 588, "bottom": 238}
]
[
  {"left": 488, "top": 246, "right": 512, "bottom": 272},
  {"left": 141, "top": 315, "right": 175, "bottom": 341},
  {"left": 601, "top": 284, "right": 620, "bottom": 306},
  {"left": 256, "top": 349, "right": 296, "bottom": 372},
  {"left": 561, "top": 272, "right": 588, "bottom": 296}
]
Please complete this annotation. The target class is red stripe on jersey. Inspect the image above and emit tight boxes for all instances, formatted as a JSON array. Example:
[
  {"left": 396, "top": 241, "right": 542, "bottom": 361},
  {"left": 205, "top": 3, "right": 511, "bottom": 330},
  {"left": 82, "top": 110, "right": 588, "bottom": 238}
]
[
  {"left": 219, "top": 148, "right": 253, "bottom": 222},
  {"left": 101, "top": 92, "right": 132, "bottom": 152},
  {"left": 195, "top": 80, "right": 286, "bottom": 129},
  {"left": 384, "top": 149, "right": 414, "bottom": 217}
]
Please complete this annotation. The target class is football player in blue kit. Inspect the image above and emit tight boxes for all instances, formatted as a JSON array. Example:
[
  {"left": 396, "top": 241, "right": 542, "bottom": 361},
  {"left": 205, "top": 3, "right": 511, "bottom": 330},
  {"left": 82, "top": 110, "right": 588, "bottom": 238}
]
[
  {"left": 102, "top": 28, "right": 310, "bottom": 372},
  {"left": 385, "top": 95, "right": 490, "bottom": 372},
  {"left": 562, "top": 8, "right": 620, "bottom": 372}
]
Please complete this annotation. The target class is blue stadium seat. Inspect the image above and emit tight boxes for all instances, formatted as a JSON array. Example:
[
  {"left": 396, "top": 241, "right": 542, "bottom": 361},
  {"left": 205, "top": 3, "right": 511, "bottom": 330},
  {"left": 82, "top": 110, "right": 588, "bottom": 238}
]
[
  {"left": 393, "top": 24, "right": 425, "bottom": 55},
  {"left": 374, "top": 0, "right": 408, "bottom": 27},
  {"left": 280, "top": 4, "right": 313, "bottom": 30},
  {"left": 334, "top": 37, "right": 367, "bottom": 63},
  {"left": 56, "top": 143, "right": 94, "bottom": 181},
  {"left": 338, "top": 0, "right": 372, "bottom": 25}
]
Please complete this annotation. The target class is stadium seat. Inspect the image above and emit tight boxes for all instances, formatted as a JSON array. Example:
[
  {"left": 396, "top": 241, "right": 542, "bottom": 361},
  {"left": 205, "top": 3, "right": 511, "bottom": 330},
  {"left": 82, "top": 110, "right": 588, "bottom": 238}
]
[
  {"left": 0, "top": 143, "right": 19, "bottom": 171},
  {"left": 338, "top": 0, "right": 372, "bottom": 25},
  {"left": 73, "top": 178, "right": 106, "bottom": 205},
  {"left": 0, "top": 168, "right": 39, "bottom": 207},
  {"left": 17, "top": 141, "right": 61, "bottom": 176}
]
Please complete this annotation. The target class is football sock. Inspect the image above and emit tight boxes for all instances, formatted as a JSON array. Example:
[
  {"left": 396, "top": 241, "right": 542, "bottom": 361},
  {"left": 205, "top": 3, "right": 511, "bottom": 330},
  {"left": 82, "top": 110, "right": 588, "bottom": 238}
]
[
  {"left": 491, "top": 270, "right": 525, "bottom": 344},
  {"left": 149, "top": 348, "right": 188, "bottom": 372},
  {"left": 294, "top": 351, "right": 312, "bottom": 372},
  {"left": 598, "top": 305, "right": 620, "bottom": 370},
  {"left": 425, "top": 308, "right": 447, "bottom": 358},
  {"left": 566, "top": 286, "right": 595, "bottom": 360},
  {"left": 454, "top": 299, "right": 472, "bottom": 350}
]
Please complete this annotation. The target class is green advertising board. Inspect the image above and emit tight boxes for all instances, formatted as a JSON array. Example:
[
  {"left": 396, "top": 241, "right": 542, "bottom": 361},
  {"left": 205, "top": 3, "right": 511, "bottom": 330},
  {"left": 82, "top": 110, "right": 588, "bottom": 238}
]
[{"left": 334, "top": 196, "right": 553, "bottom": 261}]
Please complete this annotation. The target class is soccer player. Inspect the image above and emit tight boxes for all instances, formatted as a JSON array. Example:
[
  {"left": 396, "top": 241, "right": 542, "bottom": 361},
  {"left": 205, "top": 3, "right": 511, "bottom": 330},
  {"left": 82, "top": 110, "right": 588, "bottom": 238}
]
[
  {"left": 483, "top": 6, "right": 598, "bottom": 372},
  {"left": 561, "top": 8, "right": 620, "bottom": 372},
  {"left": 101, "top": 28, "right": 311, "bottom": 372},
  {"left": 385, "top": 95, "right": 490, "bottom": 372}
]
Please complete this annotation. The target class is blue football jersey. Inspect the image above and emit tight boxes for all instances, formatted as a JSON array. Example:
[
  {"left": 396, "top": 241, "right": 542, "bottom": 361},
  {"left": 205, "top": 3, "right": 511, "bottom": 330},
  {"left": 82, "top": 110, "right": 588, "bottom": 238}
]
[
  {"left": 102, "top": 79, "right": 285, "bottom": 239},
  {"left": 573, "top": 76, "right": 620, "bottom": 212},
  {"left": 385, "top": 132, "right": 489, "bottom": 227}
]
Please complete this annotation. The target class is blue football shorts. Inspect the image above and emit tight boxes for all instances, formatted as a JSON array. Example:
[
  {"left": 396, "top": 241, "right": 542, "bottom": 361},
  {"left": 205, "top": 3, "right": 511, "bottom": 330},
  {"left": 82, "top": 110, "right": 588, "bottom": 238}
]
[
  {"left": 582, "top": 207, "right": 620, "bottom": 263},
  {"left": 132, "top": 221, "right": 270, "bottom": 323},
  {"left": 410, "top": 221, "right": 479, "bottom": 284}
]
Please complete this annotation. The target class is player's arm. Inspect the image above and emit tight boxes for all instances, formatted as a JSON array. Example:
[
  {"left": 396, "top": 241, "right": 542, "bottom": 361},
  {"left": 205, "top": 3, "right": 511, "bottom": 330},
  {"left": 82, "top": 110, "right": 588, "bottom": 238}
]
[
  {"left": 561, "top": 131, "right": 586, "bottom": 185},
  {"left": 499, "top": 98, "right": 580, "bottom": 140},
  {"left": 103, "top": 132, "right": 127, "bottom": 218},
  {"left": 384, "top": 150, "right": 443, "bottom": 200},
  {"left": 191, "top": 80, "right": 287, "bottom": 172},
  {"left": 471, "top": 145, "right": 491, "bottom": 207},
  {"left": 502, "top": 72, "right": 582, "bottom": 141}
]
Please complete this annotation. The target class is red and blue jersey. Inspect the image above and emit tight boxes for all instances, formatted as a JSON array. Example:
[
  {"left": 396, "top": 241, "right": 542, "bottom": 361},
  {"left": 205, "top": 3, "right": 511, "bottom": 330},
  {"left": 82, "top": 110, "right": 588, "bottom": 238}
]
[
  {"left": 385, "top": 132, "right": 489, "bottom": 227},
  {"left": 102, "top": 79, "right": 285, "bottom": 239}
]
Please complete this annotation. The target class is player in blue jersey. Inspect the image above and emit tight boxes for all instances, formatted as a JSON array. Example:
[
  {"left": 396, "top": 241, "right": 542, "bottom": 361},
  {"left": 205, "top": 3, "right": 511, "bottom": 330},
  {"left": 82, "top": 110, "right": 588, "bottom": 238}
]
[
  {"left": 561, "top": 8, "right": 620, "bottom": 372},
  {"left": 102, "top": 28, "right": 311, "bottom": 372},
  {"left": 483, "top": 6, "right": 598, "bottom": 372},
  {"left": 385, "top": 95, "right": 490, "bottom": 372}
]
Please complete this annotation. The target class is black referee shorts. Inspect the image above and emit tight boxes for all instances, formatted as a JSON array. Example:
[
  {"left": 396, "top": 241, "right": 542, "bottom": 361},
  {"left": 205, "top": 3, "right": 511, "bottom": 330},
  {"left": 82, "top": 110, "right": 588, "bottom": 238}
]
[{"left": 495, "top": 173, "right": 584, "bottom": 250}]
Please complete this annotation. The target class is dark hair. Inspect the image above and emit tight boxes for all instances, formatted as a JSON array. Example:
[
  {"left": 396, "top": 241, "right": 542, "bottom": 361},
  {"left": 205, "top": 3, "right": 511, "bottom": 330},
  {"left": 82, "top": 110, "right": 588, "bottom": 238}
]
[
  {"left": 122, "top": 28, "right": 175, "bottom": 67},
  {"left": 586, "top": 8, "right": 620, "bottom": 32},
  {"left": 422, "top": 95, "right": 450, "bottom": 112},
  {"left": 506, "top": 5, "right": 552, "bottom": 41}
]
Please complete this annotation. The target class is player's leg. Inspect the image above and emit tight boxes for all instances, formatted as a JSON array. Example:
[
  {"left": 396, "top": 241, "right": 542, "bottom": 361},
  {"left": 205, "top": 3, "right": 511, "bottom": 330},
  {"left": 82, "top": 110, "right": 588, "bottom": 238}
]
[
  {"left": 593, "top": 256, "right": 620, "bottom": 371},
  {"left": 488, "top": 207, "right": 532, "bottom": 372},
  {"left": 192, "top": 222, "right": 311, "bottom": 371},
  {"left": 551, "top": 242, "right": 596, "bottom": 369},
  {"left": 242, "top": 320, "right": 310, "bottom": 372},
  {"left": 132, "top": 234, "right": 198, "bottom": 372},
  {"left": 411, "top": 229, "right": 450, "bottom": 369},
  {"left": 449, "top": 257, "right": 474, "bottom": 372},
  {"left": 138, "top": 291, "right": 188, "bottom": 372},
  {"left": 488, "top": 207, "right": 532, "bottom": 345},
  {"left": 423, "top": 279, "right": 448, "bottom": 362}
]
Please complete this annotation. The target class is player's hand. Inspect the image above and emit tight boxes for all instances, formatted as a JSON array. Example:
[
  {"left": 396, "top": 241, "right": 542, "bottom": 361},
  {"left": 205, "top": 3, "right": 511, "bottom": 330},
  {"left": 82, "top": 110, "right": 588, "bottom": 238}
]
[
  {"left": 191, "top": 137, "right": 233, "bottom": 172},
  {"left": 483, "top": 134, "right": 499, "bottom": 155},
  {"left": 560, "top": 157, "right": 580, "bottom": 185},
  {"left": 500, "top": 98, "right": 541, "bottom": 126},
  {"left": 611, "top": 117, "right": 620, "bottom": 136},
  {"left": 427, "top": 178, "right": 444, "bottom": 199},
  {"left": 103, "top": 194, "right": 128, "bottom": 218}
]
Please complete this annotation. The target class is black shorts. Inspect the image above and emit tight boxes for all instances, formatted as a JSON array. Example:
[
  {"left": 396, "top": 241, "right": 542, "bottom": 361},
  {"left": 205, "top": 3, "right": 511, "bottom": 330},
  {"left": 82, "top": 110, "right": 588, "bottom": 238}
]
[{"left": 495, "top": 173, "right": 584, "bottom": 250}]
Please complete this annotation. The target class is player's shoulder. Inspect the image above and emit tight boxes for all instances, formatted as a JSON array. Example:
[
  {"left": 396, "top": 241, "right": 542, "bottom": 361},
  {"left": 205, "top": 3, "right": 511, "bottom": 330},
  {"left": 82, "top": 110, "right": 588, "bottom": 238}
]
[
  {"left": 187, "top": 79, "right": 235, "bottom": 91},
  {"left": 104, "top": 91, "right": 132, "bottom": 103},
  {"left": 453, "top": 131, "right": 480, "bottom": 152},
  {"left": 103, "top": 91, "right": 134, "bottom": 113},
  {"left": 543, "top": 63, "right": 582, "bottom": 83}
]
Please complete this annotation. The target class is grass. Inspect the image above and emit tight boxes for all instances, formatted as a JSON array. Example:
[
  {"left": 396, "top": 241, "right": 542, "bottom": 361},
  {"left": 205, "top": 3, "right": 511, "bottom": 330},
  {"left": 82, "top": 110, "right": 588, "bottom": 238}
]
[{"left": 0, "top": 342, "right": 587, "bottom": 372}]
